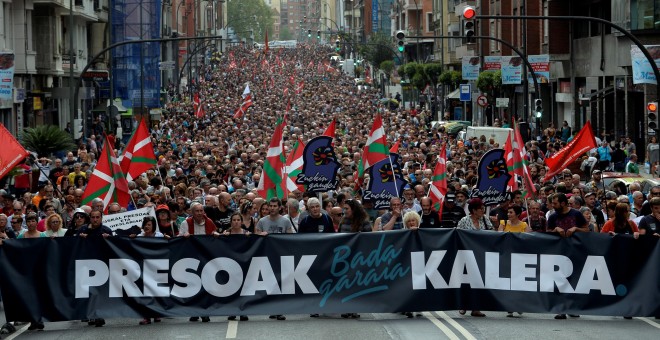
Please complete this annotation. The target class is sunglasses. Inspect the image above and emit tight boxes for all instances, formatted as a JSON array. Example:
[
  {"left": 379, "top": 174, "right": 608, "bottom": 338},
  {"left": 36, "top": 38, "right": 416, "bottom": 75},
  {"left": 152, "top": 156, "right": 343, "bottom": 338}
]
[{"left": 333, "top": 213, "right": 345, "bottom": 216}]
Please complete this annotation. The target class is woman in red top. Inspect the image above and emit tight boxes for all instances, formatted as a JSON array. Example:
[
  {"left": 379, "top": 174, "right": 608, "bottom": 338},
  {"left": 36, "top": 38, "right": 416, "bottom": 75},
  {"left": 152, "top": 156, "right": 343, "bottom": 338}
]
[{"left": 601, "top": 203, "right": 640, "bottom": 239}]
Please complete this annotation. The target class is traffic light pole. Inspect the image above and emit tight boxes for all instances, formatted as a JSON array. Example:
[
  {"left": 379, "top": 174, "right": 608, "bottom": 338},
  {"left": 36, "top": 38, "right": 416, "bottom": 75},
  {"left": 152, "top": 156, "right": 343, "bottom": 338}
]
[
  {"left": 74, "top": 36, "right": 222, "bottom": 138},
  {"left": 475, "top": 15, "right": 660, "bottom": 101}
]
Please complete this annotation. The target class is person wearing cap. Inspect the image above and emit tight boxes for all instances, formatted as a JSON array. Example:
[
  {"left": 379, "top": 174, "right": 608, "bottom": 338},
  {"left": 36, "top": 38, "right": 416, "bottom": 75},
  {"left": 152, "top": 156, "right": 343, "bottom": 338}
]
[
  {"left": 65, "top": 208, "right": 90, "bottom": 236},
  {"left": 586, "top": 170, "right": 604, "bottom": 193},
  {"left": 155, "top": 204, "right": 177, "bottom": 238},
  {"left": 440, "top": 191, "right": 466, "bottom": 228}
]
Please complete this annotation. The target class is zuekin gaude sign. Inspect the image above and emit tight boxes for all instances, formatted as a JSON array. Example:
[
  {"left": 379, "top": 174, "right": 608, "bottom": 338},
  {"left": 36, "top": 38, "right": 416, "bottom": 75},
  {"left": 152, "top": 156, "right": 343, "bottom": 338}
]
[{"left": 0, "top": 230, "right": 658, "bottom": 322}]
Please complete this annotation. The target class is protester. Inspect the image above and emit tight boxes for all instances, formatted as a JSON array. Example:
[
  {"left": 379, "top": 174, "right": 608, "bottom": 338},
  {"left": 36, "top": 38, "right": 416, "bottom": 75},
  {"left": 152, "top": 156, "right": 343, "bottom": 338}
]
[{"left": 298, "top": 197, "right": 334, "bottom": 233}]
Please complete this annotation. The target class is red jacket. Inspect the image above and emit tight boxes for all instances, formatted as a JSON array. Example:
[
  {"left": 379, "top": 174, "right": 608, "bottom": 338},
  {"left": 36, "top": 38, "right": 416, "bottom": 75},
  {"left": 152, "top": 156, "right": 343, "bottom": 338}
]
[{"left": 186, "top": 216, "right": 217, "bottom": 235}]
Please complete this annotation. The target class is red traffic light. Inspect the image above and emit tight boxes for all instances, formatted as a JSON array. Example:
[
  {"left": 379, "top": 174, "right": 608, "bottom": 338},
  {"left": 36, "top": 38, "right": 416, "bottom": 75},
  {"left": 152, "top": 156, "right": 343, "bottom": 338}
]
[
  {"left": 463, "top": 6, "right": 476, "bottom": 20},
  {"left": 648, "top": 102, "right": 658, "bottom": 112}
]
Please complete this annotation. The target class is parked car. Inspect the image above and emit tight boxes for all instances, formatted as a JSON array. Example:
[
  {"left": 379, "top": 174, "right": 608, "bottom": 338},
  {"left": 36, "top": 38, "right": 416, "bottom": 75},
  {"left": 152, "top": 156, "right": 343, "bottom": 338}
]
[{"left": 602, "top": 172, "right": 644, "bottom": 194}]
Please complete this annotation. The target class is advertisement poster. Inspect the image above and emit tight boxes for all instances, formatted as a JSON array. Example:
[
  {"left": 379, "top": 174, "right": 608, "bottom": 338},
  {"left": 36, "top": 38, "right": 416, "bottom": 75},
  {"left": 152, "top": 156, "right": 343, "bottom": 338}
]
[
  {"left": 483, "top": 56, "right": 501, "bottom": 72},
  {"left": 0, "top": 53, "right": 15, "bottom": 100},
  {"left": 501, "top": 56, "right": 523, "bottom": 84},
  {"left": 462, "top": 56, "right": 480, "bottom": 80},
  {"left": 630, "top": 45, "right": 660, "bottom": 85},
  {"left": 528, "top": 55, "right": 550, "bottom": 84}
]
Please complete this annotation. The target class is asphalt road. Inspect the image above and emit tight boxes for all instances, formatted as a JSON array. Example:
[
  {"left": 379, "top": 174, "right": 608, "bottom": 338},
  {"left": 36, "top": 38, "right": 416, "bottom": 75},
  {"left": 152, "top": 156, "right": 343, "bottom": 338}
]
[{"left": 2, "top": 310, "right": 658, "bottom": 340}]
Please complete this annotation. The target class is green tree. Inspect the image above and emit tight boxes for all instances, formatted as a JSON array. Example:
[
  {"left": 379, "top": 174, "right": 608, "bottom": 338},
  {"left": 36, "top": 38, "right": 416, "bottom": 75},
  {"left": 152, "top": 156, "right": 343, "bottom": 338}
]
[
  {"left": 424, "top": 63, "right": 443, "bottom": 94},
  {"left": 380, "top": 60, "right": 394, "bottom": 76},
  {"left": 227, "top": 0, "right": 274, "bottom": 42},
  {"left": 439, "top": 70, "right": 462, "bottom": 89},
  {"left": 279, "top": 26, "right": 292, "bottom": 40},
  {"left": 404, "top": 62, "right": 424, "bottom": 80},
  {"left": 21, "top": 125, "right": 76, "bottom": 157},
  {"left": 476, "top": 71, "right": 502, "bottom": 92},
  {"left": 360, "top": 33, "right": 395, "bottom": 70}
]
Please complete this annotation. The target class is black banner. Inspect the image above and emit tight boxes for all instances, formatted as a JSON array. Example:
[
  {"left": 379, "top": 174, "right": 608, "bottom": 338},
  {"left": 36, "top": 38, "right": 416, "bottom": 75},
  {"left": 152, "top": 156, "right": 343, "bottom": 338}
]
[{"left": 0, "top": 230, "right": 658, "bottom": 322}]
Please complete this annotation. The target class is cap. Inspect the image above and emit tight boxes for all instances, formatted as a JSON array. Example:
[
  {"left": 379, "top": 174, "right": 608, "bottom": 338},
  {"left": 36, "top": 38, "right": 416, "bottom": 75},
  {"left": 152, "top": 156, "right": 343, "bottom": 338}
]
[
  {"left": 584, "top": 192, "right": 596, "bottom": 198},
  {"left": 155, "top": 204, "right": 170, "bottom": 212},
  {"left": 593, "top": 169, "right": 602, "bottom": 174},
  {"left": 137, "top": 198, "right": 148, "bottom": 206}
]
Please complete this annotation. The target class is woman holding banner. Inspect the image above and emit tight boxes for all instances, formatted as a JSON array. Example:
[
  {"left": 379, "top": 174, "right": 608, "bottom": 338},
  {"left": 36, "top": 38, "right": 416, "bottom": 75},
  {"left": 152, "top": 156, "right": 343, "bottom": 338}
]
[
  {"left": 224, "top": 212, "right": 250, "bottom": 322},
  {"left": 339, "top": 199, "right": 371, "bottom": 319},
  {"left": 456, "top": 198, "right": 489, "bottom": 317}
]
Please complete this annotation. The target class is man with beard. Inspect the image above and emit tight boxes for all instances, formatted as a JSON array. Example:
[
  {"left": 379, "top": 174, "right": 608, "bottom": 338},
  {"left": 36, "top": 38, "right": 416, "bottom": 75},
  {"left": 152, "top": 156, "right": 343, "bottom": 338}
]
[{"left": 419, "top": 197, "right": 441, "bottom": 228}]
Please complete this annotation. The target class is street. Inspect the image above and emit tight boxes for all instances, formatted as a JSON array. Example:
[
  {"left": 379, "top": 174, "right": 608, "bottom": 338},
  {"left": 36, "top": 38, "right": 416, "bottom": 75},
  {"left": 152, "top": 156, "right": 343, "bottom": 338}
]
[{"left": 2, "top": 308, "right": 658, "bottom": 340}]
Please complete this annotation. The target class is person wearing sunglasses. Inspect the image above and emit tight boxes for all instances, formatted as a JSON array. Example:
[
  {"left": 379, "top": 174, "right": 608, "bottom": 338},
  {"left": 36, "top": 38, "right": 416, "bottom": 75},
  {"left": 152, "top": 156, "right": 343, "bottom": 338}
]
[{"left": 65, "top": 208, "right": 90, "bottom": 236}]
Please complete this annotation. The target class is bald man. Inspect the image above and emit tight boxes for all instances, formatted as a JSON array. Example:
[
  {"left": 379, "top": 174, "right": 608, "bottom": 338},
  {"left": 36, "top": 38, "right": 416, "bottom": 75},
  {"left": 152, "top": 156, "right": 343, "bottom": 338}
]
[{"left": 204, "top": 192, "right": 234, "bottom": 231}]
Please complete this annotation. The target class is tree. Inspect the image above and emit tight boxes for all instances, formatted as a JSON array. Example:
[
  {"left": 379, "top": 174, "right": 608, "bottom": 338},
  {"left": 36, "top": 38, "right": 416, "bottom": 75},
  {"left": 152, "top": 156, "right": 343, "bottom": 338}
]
[
  {"left": 227, "top": 0, "right": 274, "bottom": 42},
  {"left": 360, "top": 33, "right": 394, "bottom": 70},
  {"left": 21, "top": 125, "right": 76, "bottom": 157},
  {"left": 279, "top": 26, "right": 292, "bottom": 40},
  {"left": 439, "top": 70, "right": 462, "bottom": 89},
  {"left": 476, "top": 70, "right": 502, "bottom": 94},
  {"left": 380, "top": 60, "right": 394, "bottom": 76},
  {"left": 403, "top": 62, "right": 424, "bottom": 80},
  {"left": 424, "top": 63, "right": 443, "bottom": 94}
]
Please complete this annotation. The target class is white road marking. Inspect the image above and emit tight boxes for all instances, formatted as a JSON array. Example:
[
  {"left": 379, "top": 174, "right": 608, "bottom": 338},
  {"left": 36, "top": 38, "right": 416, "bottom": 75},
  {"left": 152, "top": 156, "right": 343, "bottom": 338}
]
[
  {"left": 422, "top": 312, "right": 460, "bottom": 340},
  {"left": 5, "top": 324, "right": 29, "bottom": 340},
  {"left": 637, "top": 317, "right": 660, "bottom": 330},
  {"left": 435, "top": 311, "right": 478, "bottom": 340},
  {"left": 226, "top": 320, "right": 238, "bottom": 338}
]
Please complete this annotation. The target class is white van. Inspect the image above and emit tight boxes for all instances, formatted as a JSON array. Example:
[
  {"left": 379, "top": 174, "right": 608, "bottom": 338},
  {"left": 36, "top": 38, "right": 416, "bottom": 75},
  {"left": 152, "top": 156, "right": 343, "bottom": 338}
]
[{"left": 465, "top": 126, "right": 513, "bottom": 146}]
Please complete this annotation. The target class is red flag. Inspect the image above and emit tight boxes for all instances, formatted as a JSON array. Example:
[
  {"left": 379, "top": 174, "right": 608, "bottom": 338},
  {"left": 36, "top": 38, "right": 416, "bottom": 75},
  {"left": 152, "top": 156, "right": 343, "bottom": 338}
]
[
  {"left": 429, "top": 146, "right": 448, "bottom": 215},
  {"left": 119, "top": 119, "right": 157, "bottom": 181},
  {"left": 193, "top": 93, "right": 204, "bottom": 118},
  {"left": 0, "top": 124, "right": 30, "bottom": 181},
  {"left": 390, "top": 139, "right": 401, "bottom": 154},
  {"left": 232, "top": 94, "right": 254, "bottom": 120},
  {"left": 264, "top": 29, "right": 269, "bottom": 54},
  {"left": 296, "top": 81, "right": 304, "bottom": 94},
  {"left": 283, "top": 87, "right": 289, "bottom": 97},
  {"left": 362, "top": 113, "right": 389, "bottom": 170},
  {"left": 543, "top": 121, "right": 597, "bottom": 182},
  {"left": 323, "top": 118, "right": 336, "bottom": 138},
  {"left": 81, "top": 135, "right": 130, "bottom": 211}
]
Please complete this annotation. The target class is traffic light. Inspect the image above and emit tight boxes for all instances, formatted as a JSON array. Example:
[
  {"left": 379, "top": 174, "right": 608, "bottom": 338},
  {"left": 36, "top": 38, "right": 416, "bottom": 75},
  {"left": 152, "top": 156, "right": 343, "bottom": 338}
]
[
  {"left": 308, "top": 29, "right": 312, "bottom": 38},
  {"left": 534, "top": 99, "right": 543, "bottom": 118},
  {"left": 317, "top": 30, "right": 321, "bottom": 39},
  {"left": 648, "top": 102, "right": 658, "bottom": 129},
  {"left": 335, "top": 40, "right": 340, "bottom": 51},
  {"left": 463, "top": 6, "right": 476, "bottom": 44},
  {"left": 395, "top": 30, "right": 405, "bottom": 53}
]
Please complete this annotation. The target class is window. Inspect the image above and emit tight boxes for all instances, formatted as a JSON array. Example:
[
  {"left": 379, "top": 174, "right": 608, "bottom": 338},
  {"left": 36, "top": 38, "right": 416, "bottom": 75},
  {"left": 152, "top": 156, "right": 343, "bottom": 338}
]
[
  {"left": 426, "top": 12, "right": 433, "bottom": 32},
  {"left": 631, "top": 0, "right": 659, "bottom": 30}
]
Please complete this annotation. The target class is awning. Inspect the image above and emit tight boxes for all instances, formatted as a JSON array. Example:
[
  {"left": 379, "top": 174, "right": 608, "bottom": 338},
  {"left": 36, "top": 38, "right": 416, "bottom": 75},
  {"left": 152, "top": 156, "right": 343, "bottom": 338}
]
[{"left": 446, "top": 88, "right": 460, "bottom": 99}]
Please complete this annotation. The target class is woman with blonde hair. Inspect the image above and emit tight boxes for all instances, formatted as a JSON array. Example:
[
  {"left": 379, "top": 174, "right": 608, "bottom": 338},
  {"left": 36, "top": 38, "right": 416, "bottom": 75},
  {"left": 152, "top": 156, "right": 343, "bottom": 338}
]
[
  {"left": 45, "top": 213, "right": 67, "bottom": 237},
  {"left": 403, "top": 211, "right": 421, "bottom": 229}
]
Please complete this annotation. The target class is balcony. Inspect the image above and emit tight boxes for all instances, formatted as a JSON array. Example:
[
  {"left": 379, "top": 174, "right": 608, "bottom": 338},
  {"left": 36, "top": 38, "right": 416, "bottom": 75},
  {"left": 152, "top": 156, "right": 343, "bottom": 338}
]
[{"left": 403, "top": 0, "right": 421, "bottom": 11}]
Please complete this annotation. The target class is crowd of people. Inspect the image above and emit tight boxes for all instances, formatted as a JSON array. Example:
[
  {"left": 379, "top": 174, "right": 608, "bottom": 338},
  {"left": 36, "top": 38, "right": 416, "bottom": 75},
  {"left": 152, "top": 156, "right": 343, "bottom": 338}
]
[{"left": 1, "top": 43, "right": 659, "bottom": 331}]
